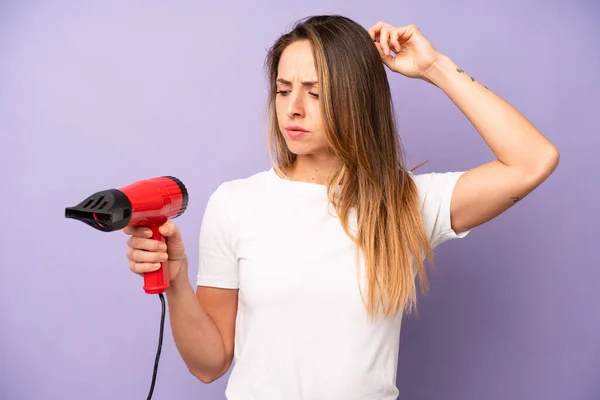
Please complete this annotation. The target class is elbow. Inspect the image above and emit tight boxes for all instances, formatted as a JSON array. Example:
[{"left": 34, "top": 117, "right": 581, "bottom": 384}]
[
  {"left": 196, "top": 373, "right": 220, "bottom": 384},
  {"left": 525, "top": 145, "right": 560, "bottom": 184},
  {"left": 189, "top": 360, "right": 231, "bottom": 384},
  {"left": 549, "top": 146, "right": 560, "bottom": 170},
  {"left": 539, "top": 145, "right": 560, "bottom": 178},
  {"left": 191, "top": 369, "right": 221, "bottom": 384}
]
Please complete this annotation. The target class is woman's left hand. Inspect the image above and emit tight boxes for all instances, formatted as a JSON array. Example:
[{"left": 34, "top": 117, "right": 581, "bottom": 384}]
[{"left": 368, "top": 21, "right": 443, "bottom": 80}]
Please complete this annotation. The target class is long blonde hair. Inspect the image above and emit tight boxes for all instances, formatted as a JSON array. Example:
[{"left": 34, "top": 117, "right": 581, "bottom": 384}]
[{"left": 265, "top": 15, "right": 434, "bottom": 319}]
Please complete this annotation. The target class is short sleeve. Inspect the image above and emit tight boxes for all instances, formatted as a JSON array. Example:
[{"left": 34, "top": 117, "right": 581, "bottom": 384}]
[
  {"left": 196, "top": 184, "right": 239, "bottom": 289},
  {"left": 410, "top": 171, "right": 471, "bottom": 249}
]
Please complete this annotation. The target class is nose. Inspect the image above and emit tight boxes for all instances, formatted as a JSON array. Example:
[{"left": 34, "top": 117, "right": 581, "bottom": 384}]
[{"left": 287, "top": 90, "right": 305, "bottom": 119}]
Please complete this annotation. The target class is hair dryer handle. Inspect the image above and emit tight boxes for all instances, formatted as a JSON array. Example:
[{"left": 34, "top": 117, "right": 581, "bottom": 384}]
[{"left": 143, "top": 224, "right": 170, "bottom": 294}]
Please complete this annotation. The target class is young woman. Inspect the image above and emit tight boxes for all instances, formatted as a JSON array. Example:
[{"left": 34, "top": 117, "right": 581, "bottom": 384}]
[{"left": 124, "top": 15, "right": 559, "bottom": 400}]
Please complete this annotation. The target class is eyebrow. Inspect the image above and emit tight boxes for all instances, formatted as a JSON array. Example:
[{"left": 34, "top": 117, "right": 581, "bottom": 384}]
[{"left": 276, "top": 78, "right": 318, "bottom": 87}]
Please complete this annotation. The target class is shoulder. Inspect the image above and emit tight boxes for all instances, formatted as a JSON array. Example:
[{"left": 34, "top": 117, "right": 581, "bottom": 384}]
[
  {"left": 407, "top": 169, "right": 470, "bottom": 247},
  {"left": 200, "top": 169, "right": 273, "bottom": 227},
  {"left": 408, "top": 170, "right": 466, "bottom": 208},
  {"left": 212, "top": 169, "right": 272, "bottom": 197},
  {"left": 206, "top": 169, "right": 274, "bottom": 215}
]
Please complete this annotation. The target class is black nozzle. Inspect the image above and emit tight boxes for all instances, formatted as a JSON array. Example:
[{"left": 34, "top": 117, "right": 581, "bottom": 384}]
[
  {"left": 65, "top": 189, "right": 132, "bottom": 232},
  {"left": 165, "top": 176, "right": 189, "bottom": 217}
]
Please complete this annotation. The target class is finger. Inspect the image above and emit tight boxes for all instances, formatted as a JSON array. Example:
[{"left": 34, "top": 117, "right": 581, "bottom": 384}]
[
  {"left": 123, "top": 226, "right": 152, "bottom": 238},
  {"left": 367, "top": 21, "right": 384, "bottom": 41},
  {"left": 126, "top": 247, "right": 168, "bottom": 263},
  {"left": 129, "top": 236, "right": 167, "bottom": 252},
  {"left": 129, "top": 261, "right": 162, "bottom": 275},
  {"left": 158, "top": 221, "right": 179, "bottom": 238},
  {"left": 394, "top": 24, "right": 419, "bottom": 43},
  {"left": 373, "top": 41, "right": 385, "bottom": 58},
  {"left": 380, "top": 54, "right": 396, "bottom": 70},
  {"left": 389, "top": 30, "right": 401, "bottom": 53},
  {"left": 379, "top": 26, "right": 391, "bottom": 56}
]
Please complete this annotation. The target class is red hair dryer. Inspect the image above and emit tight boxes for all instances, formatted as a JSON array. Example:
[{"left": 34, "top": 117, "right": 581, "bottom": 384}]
[{"left": 65, "top": 176, "right": 189, "bottom": 294}]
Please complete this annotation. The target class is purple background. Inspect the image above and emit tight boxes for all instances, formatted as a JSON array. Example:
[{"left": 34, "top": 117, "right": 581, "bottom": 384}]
[{"left": 1, "top": 1, "right": 598, "bottom": 399}]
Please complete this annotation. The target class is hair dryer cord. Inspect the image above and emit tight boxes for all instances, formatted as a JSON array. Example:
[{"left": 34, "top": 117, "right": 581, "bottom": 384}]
[{"left": 147, "top": 293, "right": 166, "bottom": 400}]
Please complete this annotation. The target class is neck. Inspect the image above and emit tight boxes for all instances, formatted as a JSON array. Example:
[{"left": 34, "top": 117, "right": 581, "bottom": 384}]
[{"left": 285, "top": 154, "right": 340, "bottom": 185}]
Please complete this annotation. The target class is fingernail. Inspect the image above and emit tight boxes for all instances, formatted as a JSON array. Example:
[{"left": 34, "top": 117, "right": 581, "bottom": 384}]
[
  {"left": 160, "top": 253, "right": 168, "bottom": 261},
  {"left": 159, "top": 243, "right": 167, "bottom": 251},
  {"left": 152, "top": 263, "right": 161, "bottom": 269}
]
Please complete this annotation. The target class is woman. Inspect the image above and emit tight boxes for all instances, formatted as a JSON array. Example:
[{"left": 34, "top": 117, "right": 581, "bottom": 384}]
[{"left": 124, "top": 15, "right": 559, "bottom": 400}]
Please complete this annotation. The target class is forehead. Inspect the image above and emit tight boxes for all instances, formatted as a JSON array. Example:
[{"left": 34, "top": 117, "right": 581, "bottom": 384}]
[{"left": 277, "top": 40, "right": 317, "bottom": 80}]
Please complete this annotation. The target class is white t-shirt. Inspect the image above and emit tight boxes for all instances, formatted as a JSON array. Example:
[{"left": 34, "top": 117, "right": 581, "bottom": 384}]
[{"left": 196, "top": 168, "right": 470, "bottom": 400}]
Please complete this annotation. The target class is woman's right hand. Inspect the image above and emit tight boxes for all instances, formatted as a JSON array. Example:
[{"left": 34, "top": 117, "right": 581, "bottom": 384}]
[{"left": 124, "top": 221, "right": 188, "bottom": 283}]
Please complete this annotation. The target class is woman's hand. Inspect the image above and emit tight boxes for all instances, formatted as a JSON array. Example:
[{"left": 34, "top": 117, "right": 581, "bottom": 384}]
[
  {"left": 124, "top": 221, "right": 188, "bottom": 283},
  {"left": 368, "top": 21, "right": 443, "bottom": 80}
]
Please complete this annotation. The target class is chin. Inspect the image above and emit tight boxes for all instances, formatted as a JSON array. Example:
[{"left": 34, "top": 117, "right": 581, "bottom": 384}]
[
  {"left": 281, "top": 135, "right": 329, "bottom": 157},
  {"left": 285, "top": 143, "right": 312, "bottom": 156}
]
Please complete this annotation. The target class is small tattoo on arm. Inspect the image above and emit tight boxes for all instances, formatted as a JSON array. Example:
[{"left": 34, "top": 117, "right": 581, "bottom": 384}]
[
  {"left": 511, "top": 197, "right": 521, "bottom": 204},
  {"left": 457, "top": 68, "right": 489, "bottom": 89},
  {"left": 457, "top": 68, "right": 476, "bottom": 82}
]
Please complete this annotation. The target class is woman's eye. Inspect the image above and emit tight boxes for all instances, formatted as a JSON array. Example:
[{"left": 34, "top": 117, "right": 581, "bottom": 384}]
[{"left": 276, "top": 90, "right": 318, "bottom": 99}]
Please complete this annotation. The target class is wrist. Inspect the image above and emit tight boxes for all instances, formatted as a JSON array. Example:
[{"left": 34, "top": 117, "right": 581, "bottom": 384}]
[
  {"left": 167, "top": 259, "right": 191, "bottom": 294},
  {"left": 421, "top": 54, "right": 456, "bottom": 87}
]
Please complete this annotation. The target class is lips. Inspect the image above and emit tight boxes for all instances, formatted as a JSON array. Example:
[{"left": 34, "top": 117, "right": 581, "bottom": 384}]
[{"left": 285, "top": 126, "right": 308, "bottom": 138}]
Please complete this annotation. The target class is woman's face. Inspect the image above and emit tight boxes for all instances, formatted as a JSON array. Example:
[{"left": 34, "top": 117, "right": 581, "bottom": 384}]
[{"left": 275, "top": 40, "right": 329, "bottom": 158}]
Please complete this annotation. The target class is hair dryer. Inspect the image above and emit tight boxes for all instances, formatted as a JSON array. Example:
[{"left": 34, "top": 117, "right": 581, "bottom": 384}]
[{"left": 65, "top": 176, "right": 189, "bottom": 294}]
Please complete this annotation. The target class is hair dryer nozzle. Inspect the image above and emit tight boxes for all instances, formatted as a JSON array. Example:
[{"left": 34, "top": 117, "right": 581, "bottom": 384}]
[
  {"left": 65, "top": 189, "right": 132, "bottom": 232},
  {"left": 65, "top": 176, "right": 190, "bottom": 297}
]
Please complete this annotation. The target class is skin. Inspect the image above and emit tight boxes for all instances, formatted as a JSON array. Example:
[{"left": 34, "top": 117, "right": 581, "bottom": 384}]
[
  {"left": 122, "top": 21, "right": 560, "bottom": 383},
  {"left": 366, "top": 22, "right": 559, "bottom": 233},
  {"left": 274, "top": 40, "right": 338, "bottom": 184}
]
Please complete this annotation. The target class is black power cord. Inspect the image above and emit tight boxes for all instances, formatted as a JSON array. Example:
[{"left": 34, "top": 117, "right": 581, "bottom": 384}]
[{"left": 147, "top": 293, "right": 166, "bottom": 400}]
